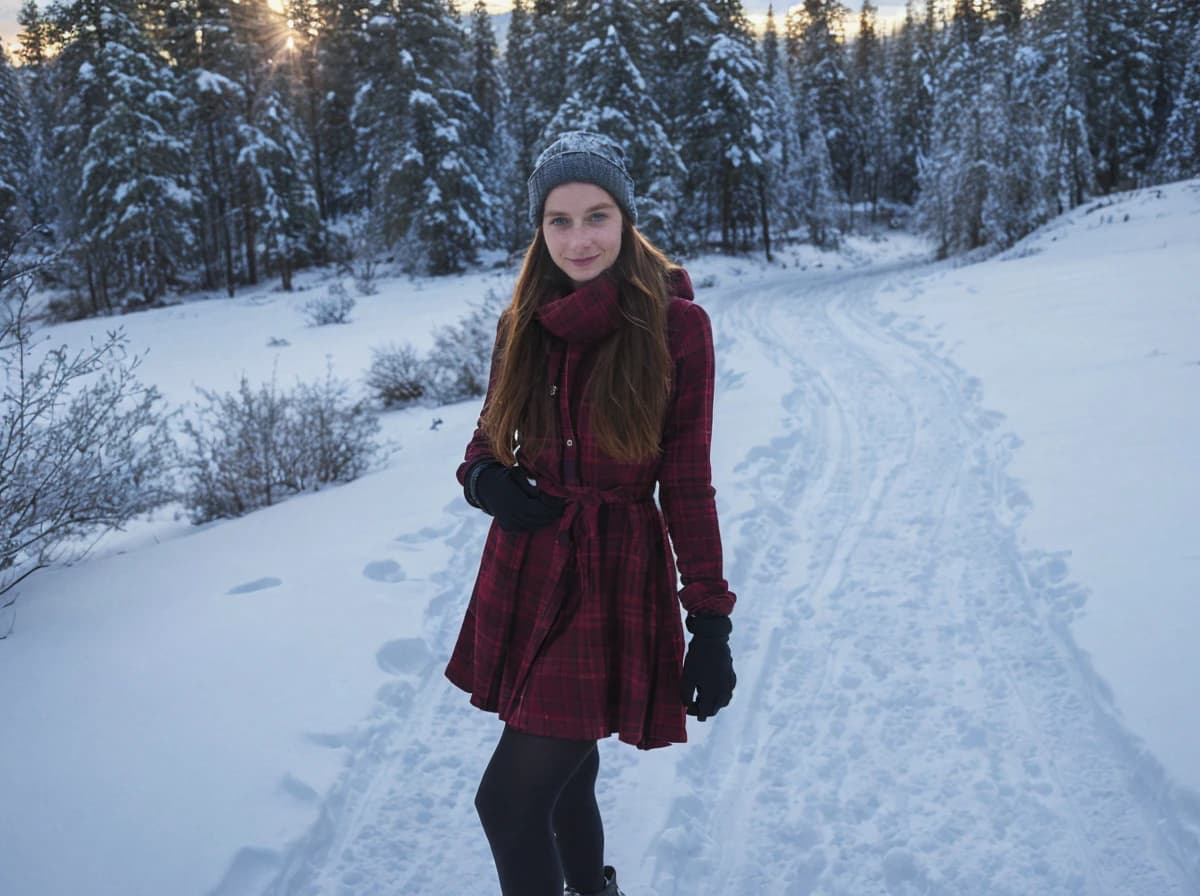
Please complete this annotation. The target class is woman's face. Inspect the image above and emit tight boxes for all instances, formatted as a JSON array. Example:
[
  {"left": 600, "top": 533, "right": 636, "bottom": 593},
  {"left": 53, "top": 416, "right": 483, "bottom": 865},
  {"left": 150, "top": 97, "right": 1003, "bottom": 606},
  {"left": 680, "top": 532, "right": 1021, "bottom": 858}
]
[{"left": 541, "top": 182, "right": 623, "bottom": 286}]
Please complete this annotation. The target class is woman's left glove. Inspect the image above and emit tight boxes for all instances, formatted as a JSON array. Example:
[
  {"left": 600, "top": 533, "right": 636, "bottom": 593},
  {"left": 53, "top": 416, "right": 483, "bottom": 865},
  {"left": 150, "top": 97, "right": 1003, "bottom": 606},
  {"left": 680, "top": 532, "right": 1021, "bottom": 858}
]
[{"left": 680, "top": 614, "right": 736, "bottom": 721}]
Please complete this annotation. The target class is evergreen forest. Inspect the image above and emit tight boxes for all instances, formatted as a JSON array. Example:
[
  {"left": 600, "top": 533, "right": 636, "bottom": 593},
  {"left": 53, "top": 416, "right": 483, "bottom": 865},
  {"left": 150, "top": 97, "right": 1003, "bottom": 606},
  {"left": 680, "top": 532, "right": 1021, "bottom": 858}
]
[{"left": 1, "top": 0, "right": 1198, "bottom": 317}]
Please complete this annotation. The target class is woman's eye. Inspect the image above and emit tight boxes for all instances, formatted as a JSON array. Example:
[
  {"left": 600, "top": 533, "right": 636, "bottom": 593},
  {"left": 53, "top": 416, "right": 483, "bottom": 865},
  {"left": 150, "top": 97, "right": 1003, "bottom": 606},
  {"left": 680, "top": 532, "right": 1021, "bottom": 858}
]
[
  {"left": 549, "top": 216, "right": 568, "bottom": 226},
  {"left": 589, "top": 213, "right": 608, "bottom": 223}
]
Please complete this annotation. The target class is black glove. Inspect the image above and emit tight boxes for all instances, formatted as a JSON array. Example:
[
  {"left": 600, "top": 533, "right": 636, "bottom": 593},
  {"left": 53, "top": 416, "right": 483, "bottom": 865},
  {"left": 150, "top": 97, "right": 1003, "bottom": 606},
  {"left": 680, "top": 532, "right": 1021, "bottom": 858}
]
[
  {"left": 469, "top": 462, "right": 566, "bottom": 532},
  {"left": 680, "top": 614, "right": 736, "bottom": 721}
]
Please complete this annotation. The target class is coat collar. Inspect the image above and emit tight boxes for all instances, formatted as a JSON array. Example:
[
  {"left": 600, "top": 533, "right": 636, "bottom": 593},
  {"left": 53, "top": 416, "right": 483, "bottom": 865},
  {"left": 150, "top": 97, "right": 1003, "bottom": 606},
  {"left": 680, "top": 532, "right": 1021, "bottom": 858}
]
[
  {"left": 534, "top": 267, "right": 695, "bottom": 345},
  {"left": 536, "top": 273, "right": 624, "bottom": 345}
]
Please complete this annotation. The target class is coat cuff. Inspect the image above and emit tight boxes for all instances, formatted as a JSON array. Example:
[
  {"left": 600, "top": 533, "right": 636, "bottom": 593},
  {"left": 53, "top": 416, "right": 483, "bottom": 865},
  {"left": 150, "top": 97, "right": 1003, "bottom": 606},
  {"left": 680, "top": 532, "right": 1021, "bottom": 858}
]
[
  {"left": 678, "top": 581, "right": 736, "bottom": 617},
  {"left": 464, "top": 459, "right": 500, "bottom": 510}
]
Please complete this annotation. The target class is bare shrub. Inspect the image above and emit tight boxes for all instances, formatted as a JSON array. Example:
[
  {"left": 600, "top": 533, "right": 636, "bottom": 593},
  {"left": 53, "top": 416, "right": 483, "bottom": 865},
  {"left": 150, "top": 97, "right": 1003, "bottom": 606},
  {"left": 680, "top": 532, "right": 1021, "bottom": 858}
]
[
  {"left": 365, "top": 342, "right": 426, "bottom": 408},
  {"left": 181, "top": 366, "right": 379, "bottom": 524},
  {"left": 423, "top": 289, "right": 505, "bottom": 404},
  {"left": 1, "top": 277, "right": 176, "bottom": 603},
  {"left": 302, "top": 280, "right": 355, "bottom": 326}
]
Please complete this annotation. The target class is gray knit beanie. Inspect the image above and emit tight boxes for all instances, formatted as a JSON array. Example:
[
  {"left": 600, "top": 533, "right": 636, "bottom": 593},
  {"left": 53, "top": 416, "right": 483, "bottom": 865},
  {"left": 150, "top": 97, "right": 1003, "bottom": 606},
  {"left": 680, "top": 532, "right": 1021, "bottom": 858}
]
[{"left": 527, "top": 131, "right": 638, "bottom": 226}]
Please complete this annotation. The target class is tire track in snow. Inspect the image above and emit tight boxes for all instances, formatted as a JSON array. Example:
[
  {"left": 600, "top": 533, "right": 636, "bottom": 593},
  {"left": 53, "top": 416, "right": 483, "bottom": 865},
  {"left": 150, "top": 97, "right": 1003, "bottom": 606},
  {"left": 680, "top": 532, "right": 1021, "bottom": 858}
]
[{"left": 617, "top": 259, "right": 1200, "bottom": 895}]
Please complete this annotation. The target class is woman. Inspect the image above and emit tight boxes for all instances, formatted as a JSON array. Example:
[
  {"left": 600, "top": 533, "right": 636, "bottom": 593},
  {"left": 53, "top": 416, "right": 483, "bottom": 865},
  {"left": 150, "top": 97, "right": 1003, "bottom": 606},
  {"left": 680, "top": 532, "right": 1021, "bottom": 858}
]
[{"left": 448, "top": 131, "right": 737, "bottom": 896}]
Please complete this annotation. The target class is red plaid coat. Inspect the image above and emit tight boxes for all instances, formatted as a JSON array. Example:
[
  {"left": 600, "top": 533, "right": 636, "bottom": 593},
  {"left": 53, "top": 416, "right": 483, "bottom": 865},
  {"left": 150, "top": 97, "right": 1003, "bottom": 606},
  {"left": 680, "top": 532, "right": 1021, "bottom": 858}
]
[{"left": 445, "top": 268, "right": 735, "bottom": 749}]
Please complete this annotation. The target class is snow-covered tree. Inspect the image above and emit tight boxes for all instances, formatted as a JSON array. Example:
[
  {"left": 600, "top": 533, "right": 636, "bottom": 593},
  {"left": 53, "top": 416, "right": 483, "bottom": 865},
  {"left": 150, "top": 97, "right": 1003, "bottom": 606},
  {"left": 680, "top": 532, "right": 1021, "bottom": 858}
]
[
  {"left": 1155, "top": 21, "right": 1200, "bottom": 181},
  {"left": 849, "top": 0, "right": 889, "bottom": 221},
  {"left": 467, "top": 0, "right": 503, "bottom": 154},
  {"left": 309, "top": 0, "right": 370, "bottom": 217},
  {"left": 977, "top": 8, "right": 1057, "bottom": 248},
  {"left": 787, "top": 0, "right": 854, "bottom": 200},
  {"left": 761, "top": 4, "right": 804, "bottom": 239},
  {"left": 794, "top": 70, "right": 840, "bottom": 246},
  {"left": 50, "top": 0, "right": 196, "bottom": 311},
  {"left": 0, "top": 41, "right": 33, "bottom": 250},
  {"left": 1033, "top": 0, "right": 1096, "bottom": 211},
  {"left": 884, "top": 1, "right": 934, "bottom": 206},
  {"left": 237, "top": 85, "right": 322, "bottom": 291},
  {"left": 545, "top": 1, "right": 687, "bottom": 248},
  {"left": 916, "top": 0, "right": 990, "bottom": 255},
  {"left": 391, "top": 87, "right": 494, "bottom": 274},
  {"left": 666, "top": 0, "right": 774, "bottom": 253},
  {"left": 357, "top": 0, "right": 495, "bottom": 272}
]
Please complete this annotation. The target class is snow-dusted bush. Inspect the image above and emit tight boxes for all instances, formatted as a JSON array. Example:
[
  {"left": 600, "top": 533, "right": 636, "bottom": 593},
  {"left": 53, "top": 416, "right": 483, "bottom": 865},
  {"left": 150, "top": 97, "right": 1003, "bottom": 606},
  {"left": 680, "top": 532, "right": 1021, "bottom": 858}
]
[
  {"left": 302, "top": 280, "right": 355, "bottom": 326},
  {"left": 180, "top": 367, "right": 379, "bottom": 524},
  {"left": 423, "top": 289, "right": 504, "bottom": 404},
  {"left": 0, "top": 277, "right": 176, "bottom": 602},
  {"left": 365, "top": 342, "right": 426, "bottom": 408}
]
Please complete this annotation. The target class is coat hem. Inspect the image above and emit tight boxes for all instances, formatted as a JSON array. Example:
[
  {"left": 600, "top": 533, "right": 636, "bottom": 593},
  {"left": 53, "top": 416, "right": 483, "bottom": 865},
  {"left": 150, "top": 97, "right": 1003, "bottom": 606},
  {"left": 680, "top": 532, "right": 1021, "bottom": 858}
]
[{"left": 445, "top": 669, "right": 686, "bottom": 751}]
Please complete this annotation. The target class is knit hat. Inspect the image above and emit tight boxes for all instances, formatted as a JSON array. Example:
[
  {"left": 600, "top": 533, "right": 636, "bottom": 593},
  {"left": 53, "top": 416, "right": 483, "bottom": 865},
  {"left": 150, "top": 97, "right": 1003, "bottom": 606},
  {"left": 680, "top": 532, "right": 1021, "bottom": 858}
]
[{"left": 527, "top": 131, "right": 638, "bottom": 226}]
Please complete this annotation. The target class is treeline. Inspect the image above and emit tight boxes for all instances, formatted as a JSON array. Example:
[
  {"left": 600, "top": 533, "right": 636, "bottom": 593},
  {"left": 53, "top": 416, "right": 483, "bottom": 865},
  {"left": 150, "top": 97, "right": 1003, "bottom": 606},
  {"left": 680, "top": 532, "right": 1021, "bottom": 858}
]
[{"left": 0, "top": 0, "right": 1198, "bottom": 317}]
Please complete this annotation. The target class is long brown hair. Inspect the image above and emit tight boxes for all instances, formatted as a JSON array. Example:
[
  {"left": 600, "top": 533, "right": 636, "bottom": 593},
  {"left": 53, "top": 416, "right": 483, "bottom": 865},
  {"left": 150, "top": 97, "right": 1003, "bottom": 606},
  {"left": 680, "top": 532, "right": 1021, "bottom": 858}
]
[{"left": 481, "top": 219, "right": 677, "bottom": 466}]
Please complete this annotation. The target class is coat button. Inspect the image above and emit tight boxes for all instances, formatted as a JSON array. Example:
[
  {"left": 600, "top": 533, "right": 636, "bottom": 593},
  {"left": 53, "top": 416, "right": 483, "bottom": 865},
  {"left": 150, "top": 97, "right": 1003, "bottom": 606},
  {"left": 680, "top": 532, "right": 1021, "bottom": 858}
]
[
  {"left": 566, "top": 439, "right": 574, "bottom": 447},
  {"left": 550, "top": 385, "right": 558, "bottom": 396}
]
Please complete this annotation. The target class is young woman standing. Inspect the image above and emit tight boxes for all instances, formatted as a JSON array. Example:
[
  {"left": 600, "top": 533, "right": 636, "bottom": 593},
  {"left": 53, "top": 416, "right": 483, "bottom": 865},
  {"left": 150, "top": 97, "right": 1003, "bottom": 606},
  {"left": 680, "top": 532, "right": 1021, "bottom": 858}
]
[{"left": 448, "top": 131, "right": 737, "bottom": 896}]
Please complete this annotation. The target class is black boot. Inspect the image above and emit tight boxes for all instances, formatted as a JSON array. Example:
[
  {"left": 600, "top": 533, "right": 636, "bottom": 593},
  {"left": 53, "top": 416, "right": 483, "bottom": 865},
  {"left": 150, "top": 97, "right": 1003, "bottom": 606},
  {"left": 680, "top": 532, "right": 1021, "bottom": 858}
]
[{"left": 565, "top": 865, "right": 624, "bottom": 896}]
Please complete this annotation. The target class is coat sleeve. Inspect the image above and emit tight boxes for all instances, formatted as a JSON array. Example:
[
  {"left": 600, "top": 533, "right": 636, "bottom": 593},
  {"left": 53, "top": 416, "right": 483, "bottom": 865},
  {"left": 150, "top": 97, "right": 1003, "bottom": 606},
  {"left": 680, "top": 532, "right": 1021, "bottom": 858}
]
[
  {"left": 456, "top": 316, "right": 506, "bottom": 501},
  {"left": 657, "top": 301, "right": 736, "bottom": 617}
]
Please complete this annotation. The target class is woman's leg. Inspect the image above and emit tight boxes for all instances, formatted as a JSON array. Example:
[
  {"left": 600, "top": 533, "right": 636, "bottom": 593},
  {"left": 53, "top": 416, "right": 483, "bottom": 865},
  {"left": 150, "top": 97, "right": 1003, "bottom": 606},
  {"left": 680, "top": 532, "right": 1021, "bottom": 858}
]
[
  {"left": 553, "top": 744, "right": 606, "bottom": 894},
  {"left": 475, "top": 725, "right": 603, "bottom": 896}
]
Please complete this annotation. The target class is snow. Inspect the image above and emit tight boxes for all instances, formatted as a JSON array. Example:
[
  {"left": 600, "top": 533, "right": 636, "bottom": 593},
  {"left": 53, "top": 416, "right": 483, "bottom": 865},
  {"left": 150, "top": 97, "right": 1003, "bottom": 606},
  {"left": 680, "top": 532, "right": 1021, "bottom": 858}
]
[
  {"left": 1, "top": 186, "right": 1198, "bottom": 895},
  {"left": 877, "top": 182, "right": 1200, "bottom": 794}
]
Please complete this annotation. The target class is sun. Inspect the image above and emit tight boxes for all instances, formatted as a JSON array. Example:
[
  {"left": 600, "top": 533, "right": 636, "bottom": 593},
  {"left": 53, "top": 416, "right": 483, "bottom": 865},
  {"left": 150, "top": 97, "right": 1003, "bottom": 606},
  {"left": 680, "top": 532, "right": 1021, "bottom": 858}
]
[{"left": 266, "top": 0, "right": 286, "bottom": 14}]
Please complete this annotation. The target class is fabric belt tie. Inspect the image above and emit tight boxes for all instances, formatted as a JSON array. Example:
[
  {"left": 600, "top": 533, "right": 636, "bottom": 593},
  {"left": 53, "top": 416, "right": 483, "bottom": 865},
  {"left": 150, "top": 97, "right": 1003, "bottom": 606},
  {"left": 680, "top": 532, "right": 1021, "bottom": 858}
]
[{"left": 504, "top": 481, "right": 655, "bottom": 718}]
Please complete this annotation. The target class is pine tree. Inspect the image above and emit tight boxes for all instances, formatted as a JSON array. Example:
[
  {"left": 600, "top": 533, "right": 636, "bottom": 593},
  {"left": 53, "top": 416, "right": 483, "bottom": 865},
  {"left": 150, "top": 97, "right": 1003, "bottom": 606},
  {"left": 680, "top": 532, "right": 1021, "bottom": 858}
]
[
  {"left": 545, "top": 1, "right": 686, "bottom": 248},
  {"left": 787, "top": 0, "right": 854, "bottom": 201},
  {"left": 237, "top": 68, "right": 322, "bottom": 291},
  {"left": 501, "top": 0, "right": 541, "bottom": 245},
  {"left": 0, "top": 40, "right": 33, "bottom": 251},
  {"left": 762, "top": 4, "right": 804, "bottom": 239},
  {"left": 528, "top": 0, "right": 571, "bottom": 135},
  {"left": 1085, "top": 0, "right": 1161, "bottom": 190},
  {"left": 977, "top": 3, "right": 1057, "bottom": 248},
  {"left": 917, "top": 0, "right": 990, "bottom": 255},
  {"left": 361, "top": 0, "right": 495, "bottom": 272},
  {"left": 793, "top": 66, "right": 840, "bottom": 246},
  {"left": 1155, "top": 21, "right": 1200, "bottom": 180},
  {"left": 15, "top": 0, "right": 59, "bottom": 229},
  {"left": 396, "top": 88, "right": 494, "bottom": 273},
  {"left": 50, "top": 0, "right": 196, "bottom": 311},
  {"left": 468, "top": 0, "right": 503, "bottom": 153},
  {"left": 665, "top": 0, "right": 773, "bottom": 254},
  {"left": 884, "top": 1, "right": 933, "bottom": 206},
  {"left": 310, "top": 0, "right": 369, "bottom": 217},
  {"left": 850, "top": 0, "right": 888, "bottom": 221},
  {"left": 1034, "top": 0, "right": 1096, "bottom": 211}
]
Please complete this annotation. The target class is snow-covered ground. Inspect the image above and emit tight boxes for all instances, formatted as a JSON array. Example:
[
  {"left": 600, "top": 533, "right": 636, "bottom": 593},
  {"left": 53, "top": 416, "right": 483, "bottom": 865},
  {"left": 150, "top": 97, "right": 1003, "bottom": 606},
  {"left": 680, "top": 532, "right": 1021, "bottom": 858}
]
[{"left": 1, "top": 181, "right": 1197, "bottom": 896}]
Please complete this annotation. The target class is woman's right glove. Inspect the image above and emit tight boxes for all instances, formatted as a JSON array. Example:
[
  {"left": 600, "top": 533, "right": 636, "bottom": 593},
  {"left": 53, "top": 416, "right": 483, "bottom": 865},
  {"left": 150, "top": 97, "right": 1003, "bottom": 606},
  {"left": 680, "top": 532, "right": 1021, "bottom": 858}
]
[
  {"left": 468, "top": 461, "right": 566, "bottom": 532},
  {"left": 680, "top": 614, "right": 736, "bottom": 721}
]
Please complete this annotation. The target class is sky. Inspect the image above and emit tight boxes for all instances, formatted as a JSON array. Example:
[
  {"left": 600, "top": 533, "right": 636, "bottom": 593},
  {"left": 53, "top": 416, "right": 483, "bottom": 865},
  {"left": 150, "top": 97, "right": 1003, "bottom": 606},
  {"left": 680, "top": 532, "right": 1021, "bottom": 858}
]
[{"left": 0, "top": 1, "right": 911, "bottom": 60}]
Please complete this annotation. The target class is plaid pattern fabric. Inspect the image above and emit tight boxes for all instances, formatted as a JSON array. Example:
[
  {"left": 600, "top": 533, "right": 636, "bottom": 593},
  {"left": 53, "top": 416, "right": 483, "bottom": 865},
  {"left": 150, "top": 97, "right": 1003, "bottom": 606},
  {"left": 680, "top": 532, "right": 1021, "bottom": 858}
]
[{"left": 445, "top": 269, "right": 736, "bottom": 750}]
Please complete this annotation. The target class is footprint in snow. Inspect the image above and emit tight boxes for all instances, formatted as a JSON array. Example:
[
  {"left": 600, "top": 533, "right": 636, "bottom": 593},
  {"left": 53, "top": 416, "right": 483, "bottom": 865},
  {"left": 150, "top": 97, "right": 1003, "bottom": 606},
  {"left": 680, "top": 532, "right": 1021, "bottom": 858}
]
[
  {"left": 376, "top": 638, "right": 433, "bottom": 676},
  {"left": 363, "top": 559, "right": 406, "bottom": 583},
  {"left": 227, "top": 576, "right": 282, "bottom": 595},
  {"left": 278, "top": 772, "right": 319, "bottom": 803}
]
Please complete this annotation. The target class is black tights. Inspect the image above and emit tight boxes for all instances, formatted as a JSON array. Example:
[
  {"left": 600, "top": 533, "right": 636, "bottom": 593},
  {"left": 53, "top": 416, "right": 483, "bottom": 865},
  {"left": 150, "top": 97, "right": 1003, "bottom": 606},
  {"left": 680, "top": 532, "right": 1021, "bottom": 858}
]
[{"left": 475, "top": 725, "right": 607, "bottom": 896}]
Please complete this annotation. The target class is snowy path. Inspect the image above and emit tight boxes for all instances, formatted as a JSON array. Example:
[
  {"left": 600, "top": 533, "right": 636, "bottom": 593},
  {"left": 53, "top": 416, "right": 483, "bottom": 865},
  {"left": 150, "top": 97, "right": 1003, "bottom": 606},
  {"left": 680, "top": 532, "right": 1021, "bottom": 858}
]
[{"left": 255, "top": 259, "right": 1200, "bottom": 896}]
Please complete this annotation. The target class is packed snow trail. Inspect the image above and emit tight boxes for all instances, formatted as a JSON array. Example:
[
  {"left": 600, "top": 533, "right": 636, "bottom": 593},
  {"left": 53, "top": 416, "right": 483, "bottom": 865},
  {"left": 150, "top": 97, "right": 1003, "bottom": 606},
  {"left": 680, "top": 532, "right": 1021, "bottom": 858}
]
[{"left": 255, "top": 257, "right": 1200, "bottom": 896}]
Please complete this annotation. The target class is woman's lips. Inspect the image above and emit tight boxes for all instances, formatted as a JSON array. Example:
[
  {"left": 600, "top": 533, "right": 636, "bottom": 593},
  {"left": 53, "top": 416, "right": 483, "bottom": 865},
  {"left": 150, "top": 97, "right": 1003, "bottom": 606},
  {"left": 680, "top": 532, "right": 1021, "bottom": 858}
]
[{"left": 568, "top": 255, "right": 600, "bottom": 266}]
